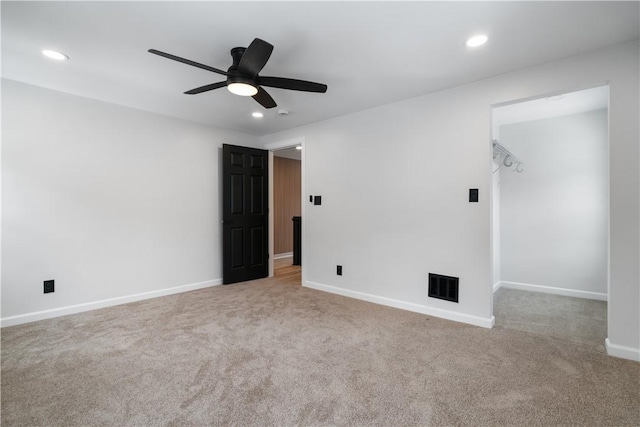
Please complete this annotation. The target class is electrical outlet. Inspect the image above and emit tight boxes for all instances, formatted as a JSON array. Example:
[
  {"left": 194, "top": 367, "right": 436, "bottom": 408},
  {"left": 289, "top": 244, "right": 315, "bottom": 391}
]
[
  {"left": 337, "top": 265, "right": 342, "bottom": 276},
  {"left": 44, "top": 280, "right": 55, "bottom": 294}
]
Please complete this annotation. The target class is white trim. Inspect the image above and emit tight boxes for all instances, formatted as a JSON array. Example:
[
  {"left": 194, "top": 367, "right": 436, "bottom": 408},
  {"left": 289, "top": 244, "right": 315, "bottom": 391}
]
[
  {"left": 605, "top": 338, "right": 640, "bottom": 362},
  {"left": 499, "top": 281, "right": 607, "bottom": 301},
  {"left": 304, "top": 281, "right": 495, "bottom": 329},
  {"left": 300, "top": 138, "right": 307, "bottom": 286},
  {"left": 267, "top": 151, "right": 275, "bottom": 277},
  {"left": 274, "top": 252, "right": 293, "bottom": 259},
  {"left": 0, "top": 279, "right": 222, "bottom": 328},
  {"left": 493, "top": 281, "right": 502, "bottom": 293},
  {"left": 265, "top": 136, "right": 305, "bottom": 280}
]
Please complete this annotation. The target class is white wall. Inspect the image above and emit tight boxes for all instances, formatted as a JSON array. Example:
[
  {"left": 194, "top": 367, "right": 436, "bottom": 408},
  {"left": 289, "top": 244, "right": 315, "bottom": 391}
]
[
  {"left": 262, "top": 41, "right": 639, "bottom": 358},
  {"left": 1, "top": 79, "right": 261, "bottom": 323},
  {"left": 499, "top": 110, "right": 608, "bottom": 296}
]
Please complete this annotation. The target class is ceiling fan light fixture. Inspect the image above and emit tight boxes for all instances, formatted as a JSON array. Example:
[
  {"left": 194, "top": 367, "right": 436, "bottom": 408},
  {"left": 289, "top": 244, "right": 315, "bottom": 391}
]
[
  {"left": 251, "top": 111, "right": 264, "bottom": 118},
  {"left": 149, "top": 37, "right": 327, "bottom": 109},
  {"left": 228, "top": 82, "right": 258, "bottom": 97}
]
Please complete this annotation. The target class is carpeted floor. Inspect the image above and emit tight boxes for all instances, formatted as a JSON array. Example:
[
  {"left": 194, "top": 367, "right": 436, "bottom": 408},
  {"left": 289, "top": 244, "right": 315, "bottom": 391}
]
[
  {"left": 1, "top": 265, "right": 638, "bottom": 426},
  {"left": 494, "top": 287, "right": 608, "bottom": 352}
]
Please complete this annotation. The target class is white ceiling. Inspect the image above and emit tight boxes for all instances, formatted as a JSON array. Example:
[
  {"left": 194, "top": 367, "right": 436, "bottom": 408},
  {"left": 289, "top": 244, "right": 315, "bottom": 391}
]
[
  {"left": 2, "top": 1, "right": 638, "bottom": 136},
  {"left": 492, "top": 85, "right": 609, "bottom": 139}
]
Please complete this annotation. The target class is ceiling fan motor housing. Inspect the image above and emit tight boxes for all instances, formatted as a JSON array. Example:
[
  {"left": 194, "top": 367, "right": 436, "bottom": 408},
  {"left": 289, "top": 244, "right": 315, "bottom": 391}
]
[{"left": 228, "top": 47, "right": 257, "bottom": 88}]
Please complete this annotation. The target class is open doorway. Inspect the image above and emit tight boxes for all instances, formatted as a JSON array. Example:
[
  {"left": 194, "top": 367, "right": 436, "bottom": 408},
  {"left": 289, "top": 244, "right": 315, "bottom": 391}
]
[
  {"left": 270, "top": 145, "right": 302, "bottom": 283},
  {"left": 491, "top": 85, "right": 609, "bottom": 351}
]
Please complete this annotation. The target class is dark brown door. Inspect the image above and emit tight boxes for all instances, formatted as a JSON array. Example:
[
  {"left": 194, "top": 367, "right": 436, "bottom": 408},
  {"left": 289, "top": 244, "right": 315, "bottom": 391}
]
[{"left": 222, "top": 144, "right": 269, "bottom": 284}]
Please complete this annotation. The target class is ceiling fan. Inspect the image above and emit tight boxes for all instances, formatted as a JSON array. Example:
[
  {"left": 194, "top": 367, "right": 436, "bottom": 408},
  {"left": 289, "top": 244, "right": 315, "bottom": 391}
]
[{"left": 148, "top": 38, "right": 328, "bottom": 109}]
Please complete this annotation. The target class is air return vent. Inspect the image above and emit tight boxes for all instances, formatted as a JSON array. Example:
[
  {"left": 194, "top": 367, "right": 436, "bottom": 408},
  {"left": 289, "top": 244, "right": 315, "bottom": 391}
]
[{"left": 428, "top": 273, "right": 459, "bottom": 303}]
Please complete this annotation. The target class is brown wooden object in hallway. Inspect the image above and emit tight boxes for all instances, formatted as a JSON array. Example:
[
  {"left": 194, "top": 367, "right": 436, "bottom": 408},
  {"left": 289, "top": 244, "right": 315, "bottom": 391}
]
[{"left": 274, "top": 156, "right": 301, "bottom": 255}]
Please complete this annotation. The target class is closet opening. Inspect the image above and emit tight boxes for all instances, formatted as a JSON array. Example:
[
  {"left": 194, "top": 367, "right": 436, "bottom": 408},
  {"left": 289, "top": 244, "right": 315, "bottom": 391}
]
[{"left": 490, "top": 85, "right": 610, "bottom": 352}]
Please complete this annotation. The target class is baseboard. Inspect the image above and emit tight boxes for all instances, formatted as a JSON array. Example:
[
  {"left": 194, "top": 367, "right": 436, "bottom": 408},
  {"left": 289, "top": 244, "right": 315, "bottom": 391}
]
[
  {"left": 499, "top": 281, "right": 607, "bottom": 301},
  {"left": 493, "top": 281, "right": 502, "bottom": 293},
  {"left": 303, "top": 281, "right": 495, "bottom": 329},
  {"left": 605, "top": 338, "right": 640, "bottom": 362},
  {"left": 0, "top": 279, "right": 222, "bottom": 328},
  {"left": 274, "top": 252, "right": 293, "bottom": 259}
]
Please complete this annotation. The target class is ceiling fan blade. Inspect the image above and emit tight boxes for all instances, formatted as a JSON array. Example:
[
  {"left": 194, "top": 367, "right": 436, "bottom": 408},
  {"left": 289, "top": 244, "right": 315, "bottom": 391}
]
[
  {"left": 238, "top": 38, "right": 274, "bottom": 78},
  {"left": 252, "top": 87, "right": 277, "bottom": 109},
  {"left": 259, "top": 76, "right": 327, "bottom": 93},
  {"left": 184, "top": 82, "right": 227, "bottom": 95},
  {"left": 148, "top": 49, "right": 228, "bottom": 76}
]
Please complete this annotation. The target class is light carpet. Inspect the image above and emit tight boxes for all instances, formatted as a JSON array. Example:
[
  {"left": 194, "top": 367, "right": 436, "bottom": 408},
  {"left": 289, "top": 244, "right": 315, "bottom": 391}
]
[{"left": 2, "top": 270, "right": 638, "bottom": 426}]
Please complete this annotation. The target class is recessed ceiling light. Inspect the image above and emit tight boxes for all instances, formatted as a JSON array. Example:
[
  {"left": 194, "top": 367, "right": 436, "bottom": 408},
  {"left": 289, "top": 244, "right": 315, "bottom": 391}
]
[
  {"left": 545, "top": 95, "right": 564, "bottom": 102},
  {"left": 295, "top": 146, "right": 302, "bottom": 150},
  {"left": 42, "top": 49, "right": 69, "bottom": 61},
  {"left": 252, "top": 112, "right": 264, "bottom": 118},
  {"left": 465, "top": 35, "right": 488, "bottom": 48}
]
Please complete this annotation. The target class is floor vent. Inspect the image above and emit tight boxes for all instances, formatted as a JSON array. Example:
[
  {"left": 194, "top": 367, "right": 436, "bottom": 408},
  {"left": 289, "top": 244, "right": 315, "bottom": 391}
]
[{"left": 428, "top": 273, "right": 459, "bottom": 303}]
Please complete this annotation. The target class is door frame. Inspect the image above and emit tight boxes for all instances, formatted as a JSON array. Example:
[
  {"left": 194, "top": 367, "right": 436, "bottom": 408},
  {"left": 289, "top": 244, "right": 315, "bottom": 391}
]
[
  {"left": 488, "top": 83, "right": 610, "bottom": 333},
  {"left": 263, "top": 137, "right": 306, "bottom": 282}
]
